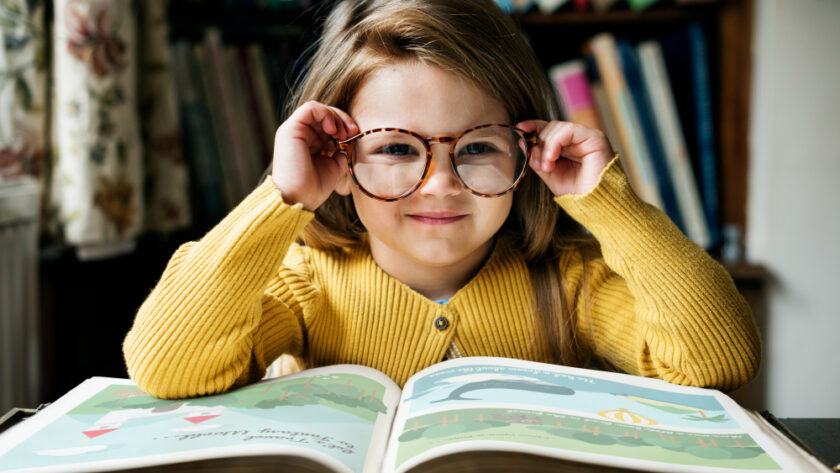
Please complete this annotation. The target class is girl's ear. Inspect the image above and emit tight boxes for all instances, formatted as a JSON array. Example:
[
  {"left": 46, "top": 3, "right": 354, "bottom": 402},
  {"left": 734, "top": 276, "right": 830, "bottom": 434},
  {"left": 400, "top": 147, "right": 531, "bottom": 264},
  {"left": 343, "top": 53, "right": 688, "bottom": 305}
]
[{"left": 334, "top": 172, "right": 353, "bottom": 196}]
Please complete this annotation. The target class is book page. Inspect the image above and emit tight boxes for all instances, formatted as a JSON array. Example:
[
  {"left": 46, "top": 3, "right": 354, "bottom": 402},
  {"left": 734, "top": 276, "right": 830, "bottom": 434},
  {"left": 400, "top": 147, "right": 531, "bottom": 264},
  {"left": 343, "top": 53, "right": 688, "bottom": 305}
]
[
  {"left": 382, "top": 357, "right": 821, "bottom": 473},
  {"left": 0, "top": 365, "right": 400, "bottom": 473}
]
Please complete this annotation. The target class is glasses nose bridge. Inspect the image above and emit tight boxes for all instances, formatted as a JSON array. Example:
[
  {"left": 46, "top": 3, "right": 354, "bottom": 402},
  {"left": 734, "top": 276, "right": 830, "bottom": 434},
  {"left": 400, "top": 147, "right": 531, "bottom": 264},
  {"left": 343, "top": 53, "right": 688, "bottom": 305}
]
[
  {"left": 425, "top": 135, "right": 458, "bottom": 162},
  {"left": 427, "top": 135, "right": 456, "bottom": 145}
]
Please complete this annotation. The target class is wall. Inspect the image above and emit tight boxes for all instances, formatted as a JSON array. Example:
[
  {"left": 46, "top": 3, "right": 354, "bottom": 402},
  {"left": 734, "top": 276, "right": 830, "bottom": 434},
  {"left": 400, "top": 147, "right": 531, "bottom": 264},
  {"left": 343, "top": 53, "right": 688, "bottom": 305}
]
[{"left": 748, "top": 0, "right": 840, "bottom": 416}]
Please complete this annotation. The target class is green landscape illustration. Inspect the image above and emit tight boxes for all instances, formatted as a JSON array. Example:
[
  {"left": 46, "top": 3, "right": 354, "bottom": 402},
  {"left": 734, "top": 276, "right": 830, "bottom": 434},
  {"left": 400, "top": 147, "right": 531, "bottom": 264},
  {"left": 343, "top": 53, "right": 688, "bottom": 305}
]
[{"left": 395, "top": 407, "right": 781, "bottom": 470}]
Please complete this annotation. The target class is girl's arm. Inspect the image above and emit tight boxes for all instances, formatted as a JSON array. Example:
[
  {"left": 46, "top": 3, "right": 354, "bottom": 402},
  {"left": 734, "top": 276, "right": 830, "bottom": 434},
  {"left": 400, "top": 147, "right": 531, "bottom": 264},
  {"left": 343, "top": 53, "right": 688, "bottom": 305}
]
[
  {"left": 123, "top": 179, "right": 315, "bottom": 399},
  {"left": 556, "top": 156, "right": 760, "bottom": 391},
  {"left": 125, "top": 102, "right": 357, "bottom": 399}
]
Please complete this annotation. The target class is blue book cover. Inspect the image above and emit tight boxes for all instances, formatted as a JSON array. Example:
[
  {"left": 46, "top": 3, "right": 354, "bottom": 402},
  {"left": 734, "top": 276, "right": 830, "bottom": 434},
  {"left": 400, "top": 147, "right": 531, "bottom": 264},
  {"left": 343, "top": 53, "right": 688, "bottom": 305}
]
[
  {"left": 660, "top": 24, "right": 721, "bottom": 249},
  {"left": 617, "top": 40, "right": 685, "bottom": 232}
]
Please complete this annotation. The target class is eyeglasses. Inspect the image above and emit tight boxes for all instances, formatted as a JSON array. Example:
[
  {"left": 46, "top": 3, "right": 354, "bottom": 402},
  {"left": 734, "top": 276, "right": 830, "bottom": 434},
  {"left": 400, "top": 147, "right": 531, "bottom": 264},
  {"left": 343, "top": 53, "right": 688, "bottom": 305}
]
[{"left": 333, "top": 124, "right": 538, "bottom": 202}]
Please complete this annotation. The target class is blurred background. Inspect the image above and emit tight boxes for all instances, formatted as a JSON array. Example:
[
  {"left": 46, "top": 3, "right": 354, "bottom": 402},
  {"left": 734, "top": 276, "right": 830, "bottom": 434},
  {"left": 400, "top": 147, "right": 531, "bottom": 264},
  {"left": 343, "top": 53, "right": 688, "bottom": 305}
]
[{"left": 0, "top": 0, "right": 837, "bottom": 417}]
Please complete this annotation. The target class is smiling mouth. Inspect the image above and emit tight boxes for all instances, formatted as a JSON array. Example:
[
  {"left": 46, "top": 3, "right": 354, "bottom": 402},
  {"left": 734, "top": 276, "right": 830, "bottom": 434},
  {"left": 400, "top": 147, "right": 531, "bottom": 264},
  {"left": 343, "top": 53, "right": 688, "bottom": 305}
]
[{"left": 407, "top": 214, "right": 467, "bottom": 225}]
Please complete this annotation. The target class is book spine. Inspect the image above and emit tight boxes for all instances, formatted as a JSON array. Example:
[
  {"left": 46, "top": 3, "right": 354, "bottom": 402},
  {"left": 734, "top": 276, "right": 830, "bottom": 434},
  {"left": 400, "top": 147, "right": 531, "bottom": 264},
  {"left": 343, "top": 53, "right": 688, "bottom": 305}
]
[
  {"left": 204, "top": 29, "right": 251, "bottom": 202},
  {"left": 626, "top": 0, "right": 661, "bottom": 10},
  {"left": 224, "top": 46, "right": 264, "bottom": 189},
  {"left": 170, "top": 42, "right": 227, "bottom": 227},
  {"left": 572, "top": 0, "right": 590, "bottom": 10},
  {"left": 548, "top": 59, "right": 604, "bottom": 131},
  {"left": 637, "top": 40, "right": 710, "bottom": 248},
  {"left": 246, "top": 44, "right": 279, "bottom": 169},
  {"left": 687, "top": 23, "right": 720, "bottom": 249},
  {"left": 590, "top": 0, "right": 619, "bottom": 11},
  {"left": 236, "top": 46, "right": 272, "bottom": 172},
  {"left": 617, "top": 39, "right": 685, "bottom": 230},
  {"left": 586, "top": 56, "right": 626, "bottom": 161},
  {"left": 192, "top": 43, "right": 242, "bottom": 208},
  {"left": 589, "top": 33, "right": 663, "bottom": 209},
  {"left": 536, "top": 0, "right": 570, "bottom": 14}
]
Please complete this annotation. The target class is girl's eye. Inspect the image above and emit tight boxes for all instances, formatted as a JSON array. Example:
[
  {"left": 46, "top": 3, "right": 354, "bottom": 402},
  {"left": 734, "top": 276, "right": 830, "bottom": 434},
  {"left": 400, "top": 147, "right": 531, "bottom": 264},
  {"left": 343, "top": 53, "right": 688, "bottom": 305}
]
[
  {"left": 377, "top": 143, "right": 417, "bottom": 156},
  {"left": 460, "top": 142, "right": 496, "bottom": 155}
]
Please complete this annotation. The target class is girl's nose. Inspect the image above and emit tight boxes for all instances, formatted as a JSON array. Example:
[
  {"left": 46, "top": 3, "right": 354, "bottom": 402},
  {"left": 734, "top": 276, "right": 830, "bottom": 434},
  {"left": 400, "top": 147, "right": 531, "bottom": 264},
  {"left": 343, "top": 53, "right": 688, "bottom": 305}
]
[{"left": 416, "top": 145, "right": 464, "bottom": 198}]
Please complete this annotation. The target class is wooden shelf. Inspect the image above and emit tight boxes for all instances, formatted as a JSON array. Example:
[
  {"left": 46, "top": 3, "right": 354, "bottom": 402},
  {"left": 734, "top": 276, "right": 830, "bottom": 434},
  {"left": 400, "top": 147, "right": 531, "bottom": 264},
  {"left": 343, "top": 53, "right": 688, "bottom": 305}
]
[
  {"left": 512, "top": 4, "right": 719, "bottom": 27},
  {"left": 168, "top": 3, "right": 312, "bottom": 40},
  {"left": 722, "top": 262, "right": 769, "bottom": 283}
]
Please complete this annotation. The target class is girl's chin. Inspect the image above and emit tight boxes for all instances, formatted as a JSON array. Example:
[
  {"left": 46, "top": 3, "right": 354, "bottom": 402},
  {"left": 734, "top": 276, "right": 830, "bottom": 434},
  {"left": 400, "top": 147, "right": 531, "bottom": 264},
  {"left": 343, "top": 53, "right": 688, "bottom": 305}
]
[{"left": 405, "top": 240, "right": 487, "bottom": 266}]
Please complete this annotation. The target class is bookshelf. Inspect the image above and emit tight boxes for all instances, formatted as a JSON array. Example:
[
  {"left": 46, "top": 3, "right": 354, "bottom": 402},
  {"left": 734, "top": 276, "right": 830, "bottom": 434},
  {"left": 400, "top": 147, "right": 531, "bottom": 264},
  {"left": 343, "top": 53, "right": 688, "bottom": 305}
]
[{"left": 513, "top": 1, "right": 753, "bottom": 238}]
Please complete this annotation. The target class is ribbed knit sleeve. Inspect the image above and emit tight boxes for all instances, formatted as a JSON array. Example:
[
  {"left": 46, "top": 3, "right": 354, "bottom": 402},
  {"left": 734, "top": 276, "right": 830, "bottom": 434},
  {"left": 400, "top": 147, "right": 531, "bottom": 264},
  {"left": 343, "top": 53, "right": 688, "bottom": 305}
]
[
  {"left": 123, "top": 179, "right": 314, "bottom": 399},
  {"left": 555, "top": 156, "right": 760, "bottom": 392}
]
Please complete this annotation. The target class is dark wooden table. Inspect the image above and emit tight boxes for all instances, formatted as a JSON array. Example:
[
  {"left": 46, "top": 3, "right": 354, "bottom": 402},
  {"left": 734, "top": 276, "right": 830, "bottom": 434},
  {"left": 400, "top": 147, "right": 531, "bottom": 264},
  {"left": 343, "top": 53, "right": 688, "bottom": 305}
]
[{"left": 778, "top": 418, "right": 840, "bottom": 470}]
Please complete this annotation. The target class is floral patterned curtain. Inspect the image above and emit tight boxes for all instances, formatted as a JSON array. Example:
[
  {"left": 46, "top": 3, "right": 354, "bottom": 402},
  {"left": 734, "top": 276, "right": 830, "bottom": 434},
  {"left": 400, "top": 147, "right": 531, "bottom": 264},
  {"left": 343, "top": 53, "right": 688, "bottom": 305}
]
[
  {"left": 1, "top": 0, "right": 189, "bottom": 251},
  {"left": 51, "top": 0, "right": 144, "bottom": 246},
  {"left": 138, "top": 0, "right": 190, "bottom": 234},
  {"left": 0, "top": 0, "right": 47, "bottom": 181}
]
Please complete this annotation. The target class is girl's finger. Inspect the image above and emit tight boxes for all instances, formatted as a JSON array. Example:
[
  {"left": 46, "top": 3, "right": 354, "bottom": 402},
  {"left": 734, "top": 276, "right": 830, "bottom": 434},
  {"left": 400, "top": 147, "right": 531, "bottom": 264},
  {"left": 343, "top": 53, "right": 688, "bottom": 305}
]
[
  {"left": 541, "top": 122, "right": 586, "bottom": 163},
  {"left": 515, "top": 119, "right": 547, "bottom": 134},
  {"left": 328, "top": 106, "right": 360, "bottom": 137},
  {"left": 298, "top": 101, "right": 345, "bottom": 138},
  {"left": 320, "top": 115, "right": 337, "bottom": 135}
]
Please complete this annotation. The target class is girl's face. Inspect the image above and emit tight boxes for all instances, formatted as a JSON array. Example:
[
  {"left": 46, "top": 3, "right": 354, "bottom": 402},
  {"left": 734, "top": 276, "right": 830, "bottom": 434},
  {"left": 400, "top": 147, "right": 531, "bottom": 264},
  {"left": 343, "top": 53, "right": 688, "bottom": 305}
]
[{"left": 348, "top": 60, "right": 514, "bottom": 280}]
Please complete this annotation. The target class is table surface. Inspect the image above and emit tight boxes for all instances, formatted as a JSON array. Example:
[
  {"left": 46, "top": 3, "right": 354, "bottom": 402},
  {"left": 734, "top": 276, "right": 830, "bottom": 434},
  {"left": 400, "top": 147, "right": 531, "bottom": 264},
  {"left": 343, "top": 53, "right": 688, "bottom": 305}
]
[{"left": 778, "top": 418, "right": 840, "bottom": 470}]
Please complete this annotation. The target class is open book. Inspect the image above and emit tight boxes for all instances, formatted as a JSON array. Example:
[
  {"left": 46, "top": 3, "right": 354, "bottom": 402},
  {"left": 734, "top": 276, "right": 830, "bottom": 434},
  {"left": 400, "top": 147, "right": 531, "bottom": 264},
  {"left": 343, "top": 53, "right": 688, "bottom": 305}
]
[{"left": 0, "top": 357, "right": 829, "bottom": 473}]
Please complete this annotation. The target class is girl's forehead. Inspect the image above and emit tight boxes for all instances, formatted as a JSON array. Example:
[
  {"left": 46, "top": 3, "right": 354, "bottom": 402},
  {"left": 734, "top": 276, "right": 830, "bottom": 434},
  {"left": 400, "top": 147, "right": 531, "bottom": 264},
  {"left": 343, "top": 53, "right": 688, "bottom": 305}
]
[{"left": 349, "top": 61, "right": 508, "bottom": 134}]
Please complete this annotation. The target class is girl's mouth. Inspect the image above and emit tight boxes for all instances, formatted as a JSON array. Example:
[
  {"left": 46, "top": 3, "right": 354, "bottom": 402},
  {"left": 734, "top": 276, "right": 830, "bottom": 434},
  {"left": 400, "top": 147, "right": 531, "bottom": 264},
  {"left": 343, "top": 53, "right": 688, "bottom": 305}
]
[{"left": 407, "top": 212, "right": 467, "bottom": 225}]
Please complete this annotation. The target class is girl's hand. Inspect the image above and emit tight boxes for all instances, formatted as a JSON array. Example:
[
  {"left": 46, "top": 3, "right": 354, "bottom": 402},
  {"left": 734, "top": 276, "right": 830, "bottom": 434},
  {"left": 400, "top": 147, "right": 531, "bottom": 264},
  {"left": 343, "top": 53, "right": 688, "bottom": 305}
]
[
  {"left": 272, "top": 101, "right": 359, "bottom": 211},
  {"left": 516, "top": 120, "right": 613, "bottom": 196}
]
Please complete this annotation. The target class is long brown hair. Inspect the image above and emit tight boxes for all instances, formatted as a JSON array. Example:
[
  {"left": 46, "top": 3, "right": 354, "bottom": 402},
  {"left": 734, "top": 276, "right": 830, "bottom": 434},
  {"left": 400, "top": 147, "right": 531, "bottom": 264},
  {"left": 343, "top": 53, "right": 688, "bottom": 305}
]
[{"left": 282, "top": 0, "right": 595, "bottom": 367}]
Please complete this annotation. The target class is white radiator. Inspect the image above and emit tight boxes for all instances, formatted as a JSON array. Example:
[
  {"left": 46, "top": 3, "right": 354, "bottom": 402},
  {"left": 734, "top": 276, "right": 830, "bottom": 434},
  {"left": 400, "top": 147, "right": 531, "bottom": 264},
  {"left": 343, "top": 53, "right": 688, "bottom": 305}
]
[{"left": 0, "top": 177, "right": 40, "bottom": 413}]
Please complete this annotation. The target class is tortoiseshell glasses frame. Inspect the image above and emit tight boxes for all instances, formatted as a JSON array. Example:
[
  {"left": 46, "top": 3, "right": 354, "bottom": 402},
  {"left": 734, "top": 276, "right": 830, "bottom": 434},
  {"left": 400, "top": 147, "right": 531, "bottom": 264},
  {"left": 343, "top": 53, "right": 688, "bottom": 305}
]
[{"left": 333, "top": 123, "right": 539, "bottom": 202}]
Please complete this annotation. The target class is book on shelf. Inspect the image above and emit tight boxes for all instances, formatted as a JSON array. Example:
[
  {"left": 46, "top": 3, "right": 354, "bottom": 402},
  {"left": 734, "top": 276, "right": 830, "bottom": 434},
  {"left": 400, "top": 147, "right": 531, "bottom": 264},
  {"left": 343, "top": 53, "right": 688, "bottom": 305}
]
[
  {"left": 588, "top": 32, "right": 663, "bottom": 210},
  {"left": 616, "top": 39, "right": 686, "bottom": 233},
  {"left": 548, "top": 59, "right": 604, "bottom": 131},
  {"left": 636, "top": 39, "right": 711, "bottom": 249},
  {"left": 626, "top": 0, "right": 661, "bottom": 11},
  {"left": 232, "top": 46, "right": 272, "bottom": 173},
  {"left": 203, "top": 28, "right": 255, "bottom": 202},
  {"left": 585, "top": 56, "right": 627, "bottom": 161},
  {"left": 192, "top": 42, "right": 243, "bottom": 209},
  {"left": 243, "top": 44, "right": 279, "bottom": 169},
  {"left": 534, "top": 0, "right": 570, "bottom": 14},
  {"left": 590, "top": 0, "right": 620, "bottom": 12},
  {"left": 169, "top": 41, "right": 229, "bottom": 228},
  {"left": 223, "top": 45, "right": 265, "bottom": 189},
  {"left": 659, "top": 23, "right": 721, "bottom": 249},
  {"left": 0, "top": 357, "right": 830, "bottom": 473}
]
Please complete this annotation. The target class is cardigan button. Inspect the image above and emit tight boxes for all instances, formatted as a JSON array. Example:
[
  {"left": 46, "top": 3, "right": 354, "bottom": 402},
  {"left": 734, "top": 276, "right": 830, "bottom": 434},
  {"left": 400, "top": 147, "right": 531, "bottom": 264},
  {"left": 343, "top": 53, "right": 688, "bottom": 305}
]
[{"left": 434, "top": 316, "right": 450, "bottom": 331}]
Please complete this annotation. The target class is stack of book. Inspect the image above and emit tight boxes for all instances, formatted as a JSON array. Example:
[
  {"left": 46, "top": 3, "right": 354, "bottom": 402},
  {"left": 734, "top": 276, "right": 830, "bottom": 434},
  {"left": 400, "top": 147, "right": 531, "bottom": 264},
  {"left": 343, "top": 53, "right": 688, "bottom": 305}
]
[
  {"left": 496, "top": 0, "right": 677, "bottom": 14},
  {"left": 548, "top": 25, "right": 720, "bottom": 250},
  {"left": 169, "top": 28, "right": 289, "bottom": 230}
]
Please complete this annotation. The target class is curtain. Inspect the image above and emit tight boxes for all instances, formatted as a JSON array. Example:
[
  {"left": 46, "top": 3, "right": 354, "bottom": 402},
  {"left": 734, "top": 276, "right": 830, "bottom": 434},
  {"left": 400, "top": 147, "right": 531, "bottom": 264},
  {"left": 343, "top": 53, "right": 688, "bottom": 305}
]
[
  {"left": 0, "top": 0, "right": 47, "bottom": 181},
  {"left": 138, "top": 0, "right": 190, "bottom": 234},
  {"left": 1, "top": 0, "right": 189, "bottom": 253}
]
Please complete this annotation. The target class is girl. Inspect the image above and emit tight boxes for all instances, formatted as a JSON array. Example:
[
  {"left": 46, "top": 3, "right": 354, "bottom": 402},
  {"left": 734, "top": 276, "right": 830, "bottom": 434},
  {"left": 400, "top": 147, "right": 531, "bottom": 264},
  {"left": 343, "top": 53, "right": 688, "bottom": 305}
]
[{"left": 124, "top": 0, "right": 760, "bottom": 399}]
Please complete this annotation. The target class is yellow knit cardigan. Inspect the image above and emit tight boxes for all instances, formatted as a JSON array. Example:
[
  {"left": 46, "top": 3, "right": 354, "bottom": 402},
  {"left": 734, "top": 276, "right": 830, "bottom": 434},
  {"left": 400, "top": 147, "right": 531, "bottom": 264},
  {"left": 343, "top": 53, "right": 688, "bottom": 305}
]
[{"left": 123, "top": 157, "right": 760, "bottom": 399}]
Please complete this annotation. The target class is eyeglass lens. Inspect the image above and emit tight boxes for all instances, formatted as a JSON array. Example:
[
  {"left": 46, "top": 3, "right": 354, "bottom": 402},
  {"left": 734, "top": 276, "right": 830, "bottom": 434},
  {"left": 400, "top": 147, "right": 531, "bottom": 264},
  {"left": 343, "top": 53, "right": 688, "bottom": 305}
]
[{"left": 350, "top": 126, "right": 528, "bottom": 199}]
